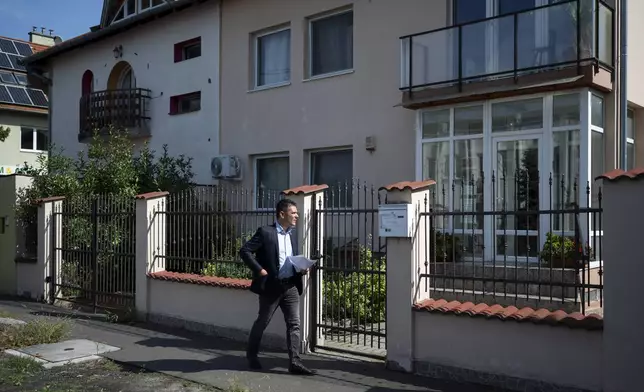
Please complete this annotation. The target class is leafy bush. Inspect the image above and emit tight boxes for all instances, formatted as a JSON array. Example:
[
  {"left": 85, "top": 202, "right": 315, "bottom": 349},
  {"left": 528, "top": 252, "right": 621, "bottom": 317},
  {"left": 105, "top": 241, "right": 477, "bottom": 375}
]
[
  {"left": 323, "top": 237, "right": 386, "bottom": 325},
  {"left": 200, "top": 231, "right": 254, "bottom": 279},
  {"left": 14, "top": 130, "right": 195, "bottom": 302},
  {"left": 540, "top": 232, "right": 592, "bottom": 268},
  {"left": 430, "top": 230, "right": 463, "bottom": 263}
]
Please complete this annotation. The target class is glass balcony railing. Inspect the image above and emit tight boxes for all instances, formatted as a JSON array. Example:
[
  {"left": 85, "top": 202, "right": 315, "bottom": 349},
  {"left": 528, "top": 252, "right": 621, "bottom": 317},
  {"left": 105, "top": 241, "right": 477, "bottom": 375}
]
[{"left": 400, "top": 0, "right": 614, "bottom": 91}]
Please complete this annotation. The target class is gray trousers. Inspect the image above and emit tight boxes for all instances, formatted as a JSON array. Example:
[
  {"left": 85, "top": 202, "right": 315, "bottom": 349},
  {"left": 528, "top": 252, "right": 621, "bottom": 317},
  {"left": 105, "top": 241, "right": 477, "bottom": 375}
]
[{"left": 247, "top": 284, "right": 301, "bottom": 363}]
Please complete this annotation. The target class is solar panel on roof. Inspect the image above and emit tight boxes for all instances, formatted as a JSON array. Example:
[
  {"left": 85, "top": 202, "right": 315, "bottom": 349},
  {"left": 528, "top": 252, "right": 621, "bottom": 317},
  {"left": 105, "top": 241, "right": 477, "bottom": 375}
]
[
  {"left": 13, "top": 41, "right": 33, "bottom": 56},
  {"left": 0, "top": 85, "right": 13, "bottom": 103},
  {"left": 0, "top": 39, "right": 17, "bottom": 54},
  {"left": 7, "top": 54, "right": 25, "bottom": 71},
  {"left": 14, "top": 74, "right": 27, "bottom": 85},
  {"left": 26, "top": 88, "right": 48, "bottom": 107},
  {"left": 0, "top": 71, "right": 15, "bottom": 84},
  {"left": 7, "top": 86, "right": 32, "bottom": 105},
  {"left": 0, "top": 53, "right": 11, "bottom": 69}
]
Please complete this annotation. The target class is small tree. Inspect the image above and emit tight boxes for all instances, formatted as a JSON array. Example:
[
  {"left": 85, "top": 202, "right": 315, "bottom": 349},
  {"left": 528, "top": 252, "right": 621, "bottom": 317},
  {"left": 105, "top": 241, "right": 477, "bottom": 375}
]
[{"left": 0, "top": 126, "right": 9, "bottom": 142}]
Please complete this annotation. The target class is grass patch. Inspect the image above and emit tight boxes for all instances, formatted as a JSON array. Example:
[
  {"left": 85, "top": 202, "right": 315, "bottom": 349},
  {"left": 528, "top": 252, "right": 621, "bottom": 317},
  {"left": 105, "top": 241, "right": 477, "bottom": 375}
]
[
  {"left": 0, "top": 319, "right": 71, "bottom": 350},
  {"left": 0, "top": 355, "right": 43, "bottom": 387}
]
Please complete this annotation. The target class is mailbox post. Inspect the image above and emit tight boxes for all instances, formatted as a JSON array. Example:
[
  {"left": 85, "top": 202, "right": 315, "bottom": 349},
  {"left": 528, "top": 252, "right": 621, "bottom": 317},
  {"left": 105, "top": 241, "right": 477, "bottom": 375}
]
[{"left": 379, "top": 180, "right": 434, "bottom": 373}]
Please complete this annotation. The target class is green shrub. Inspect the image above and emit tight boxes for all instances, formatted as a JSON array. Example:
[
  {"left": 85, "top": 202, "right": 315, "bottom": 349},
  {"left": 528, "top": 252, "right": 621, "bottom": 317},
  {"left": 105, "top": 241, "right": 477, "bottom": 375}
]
[
  {"left": 323, "top": 238, "right": 386, "bottom": 325},
  {"left": 540, "top": 232, "right": 592, "bottom": 268}
]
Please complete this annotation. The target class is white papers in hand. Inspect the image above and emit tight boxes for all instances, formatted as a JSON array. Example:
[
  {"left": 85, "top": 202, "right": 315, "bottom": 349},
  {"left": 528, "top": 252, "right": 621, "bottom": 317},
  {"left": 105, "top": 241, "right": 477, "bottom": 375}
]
[{"left": 287, "top": 255, "right": 317, "bottom": 272}]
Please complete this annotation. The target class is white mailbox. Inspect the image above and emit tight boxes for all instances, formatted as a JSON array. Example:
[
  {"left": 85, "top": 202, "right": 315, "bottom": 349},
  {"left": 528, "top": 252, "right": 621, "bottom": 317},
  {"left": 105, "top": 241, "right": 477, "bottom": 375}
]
[{"left": 378, "top": 203, "right": 414, "bottom": 238}]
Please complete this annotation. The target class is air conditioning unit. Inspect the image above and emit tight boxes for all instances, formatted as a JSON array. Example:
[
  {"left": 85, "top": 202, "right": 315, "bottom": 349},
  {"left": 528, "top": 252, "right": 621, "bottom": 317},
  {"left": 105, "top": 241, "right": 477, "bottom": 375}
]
[{"left": 211, "top": 155, "right": 242, "bottom": 180}]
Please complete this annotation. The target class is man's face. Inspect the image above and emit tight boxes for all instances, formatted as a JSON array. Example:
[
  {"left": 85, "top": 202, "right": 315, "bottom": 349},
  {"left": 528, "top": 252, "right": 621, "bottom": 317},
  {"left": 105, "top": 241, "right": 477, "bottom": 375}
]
[{"left": 280, "top": 205, "right": 298, "bottom": 228}]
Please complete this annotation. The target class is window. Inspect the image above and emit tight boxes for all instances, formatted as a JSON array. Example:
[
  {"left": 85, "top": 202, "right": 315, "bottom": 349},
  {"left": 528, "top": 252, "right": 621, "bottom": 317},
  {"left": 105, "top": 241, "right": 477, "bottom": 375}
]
[
  {"left": 14, "top": 74, "right": 27, "bottom": 85},
  {"left": 627, "top": 109, "right": 635, "bottom": 170},
  {"left": 20, "top": 127, "right": 48, "bottom": 152},
  {"left": 311, "top": 149, "right": 353, "bottom": 207},
  {"left": 113, "top": 0, "right": 163, "bottom": 23},
  {"left": 309, "top": 10, "right": 353, "bottom": 77},
  {"left": 81, "top": 70, "right": 94, "bottom": 96},
  {"left": 254, "top": 28, "right": 291, "bottom": 88},
  {"left": 174, "top": 37, "right": 201, "bottom": 63},
  {"left": 169, "top": 92, "right": 201, "bottom": 115},
  {"left": 0, "top": 71, "right": 15, "bottom": 84},
  {"left": 255, "top": 156, "right": 289, "bottom": 209},
  {"left": 491, "top": 98, "right": 543, "bottom": 132}
]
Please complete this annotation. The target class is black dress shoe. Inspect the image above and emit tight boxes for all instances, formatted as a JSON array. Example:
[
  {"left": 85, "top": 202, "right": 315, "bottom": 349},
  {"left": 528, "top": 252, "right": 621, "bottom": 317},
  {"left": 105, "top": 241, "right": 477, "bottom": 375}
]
[
  {"left": 288, "top": 362, "right": 316, "bottom": 375},
  {"left": 247, "top": 357, "right": 262, "bottom": 370}
]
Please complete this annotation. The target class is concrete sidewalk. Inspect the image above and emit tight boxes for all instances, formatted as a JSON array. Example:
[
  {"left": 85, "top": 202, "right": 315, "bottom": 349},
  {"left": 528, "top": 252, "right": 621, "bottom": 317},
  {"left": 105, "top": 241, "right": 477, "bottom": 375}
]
[{"left": 0, "top": 298, "right": 497, "bottom": 392}]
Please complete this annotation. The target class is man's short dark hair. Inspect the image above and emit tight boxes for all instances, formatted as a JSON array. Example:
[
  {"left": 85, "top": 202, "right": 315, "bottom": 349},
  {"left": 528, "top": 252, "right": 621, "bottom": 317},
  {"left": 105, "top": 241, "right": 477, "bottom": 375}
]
[{"left": 276, "top": 198, "right": 297, "bottom": 217}]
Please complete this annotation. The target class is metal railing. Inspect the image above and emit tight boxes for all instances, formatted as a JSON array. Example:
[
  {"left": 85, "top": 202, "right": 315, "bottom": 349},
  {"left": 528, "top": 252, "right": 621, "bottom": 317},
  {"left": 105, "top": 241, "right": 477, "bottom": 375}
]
[
  {"left": 155, "top": 185, "right": 284, "bottom": 278},
  {"left": 79, "top": 88, "right": 151, "bottom": 138},
  {"left": 310, "top": 180, "right": 388, "bottom": 358},
  {"left": 400, "top": 0, "right": 615, "bottom": 91},
  {"left": 418, "top": 172, "right": 603, "bottom": 315},
  {"left": 52, "top": 194, "right": 137, "bottom": 312}
]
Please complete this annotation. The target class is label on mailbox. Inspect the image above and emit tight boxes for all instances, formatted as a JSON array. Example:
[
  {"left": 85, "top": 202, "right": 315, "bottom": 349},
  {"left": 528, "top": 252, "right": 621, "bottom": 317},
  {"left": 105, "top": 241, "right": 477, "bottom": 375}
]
[{"left": 379, "top": 204, "right": 413, "bottom": 238}]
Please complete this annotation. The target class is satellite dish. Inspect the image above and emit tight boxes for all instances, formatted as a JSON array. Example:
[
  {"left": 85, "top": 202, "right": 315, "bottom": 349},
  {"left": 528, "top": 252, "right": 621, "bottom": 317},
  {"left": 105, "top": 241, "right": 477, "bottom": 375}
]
[{"left": 53, "top": 36, "right": 63, "bottom": 45}]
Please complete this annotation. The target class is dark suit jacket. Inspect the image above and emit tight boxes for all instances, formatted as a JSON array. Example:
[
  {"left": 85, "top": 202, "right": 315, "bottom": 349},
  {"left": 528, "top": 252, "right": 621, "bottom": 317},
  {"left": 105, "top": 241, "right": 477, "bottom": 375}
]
[{"left": 239, "top": 223, "right": 303, "bottom": 296}]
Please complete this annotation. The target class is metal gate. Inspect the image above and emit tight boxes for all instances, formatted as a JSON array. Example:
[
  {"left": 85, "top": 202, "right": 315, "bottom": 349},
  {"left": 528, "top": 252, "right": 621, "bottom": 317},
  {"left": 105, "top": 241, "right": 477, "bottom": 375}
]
[
  {"left": 310, "top": 181, "right": 387, "bottom": 359},
  {"left": 50, "top": 194, "right": 136, "bottom": 312}
]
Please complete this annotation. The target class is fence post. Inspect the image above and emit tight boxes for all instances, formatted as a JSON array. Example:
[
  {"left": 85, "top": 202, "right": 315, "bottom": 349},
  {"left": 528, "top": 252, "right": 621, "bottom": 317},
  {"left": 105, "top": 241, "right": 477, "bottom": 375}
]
[
  {"left": 598, "top": 170, "right": 644, "bottom": 392},
  {"left": 34, "top": 196, "right": 64, "bottom": 303},
  {"left": 281, "top": 184, "right": 328, "bottom": 354},
  {"left": 134, "top": 191, "right": 168, "bottom": 320},
  {"left": 380, "top": 180, "right": 434, "bottom": 372}
]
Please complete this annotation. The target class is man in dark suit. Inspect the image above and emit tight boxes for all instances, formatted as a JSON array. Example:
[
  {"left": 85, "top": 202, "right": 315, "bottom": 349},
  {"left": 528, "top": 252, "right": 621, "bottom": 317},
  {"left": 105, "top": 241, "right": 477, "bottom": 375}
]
[{"left": 239, "top": 198, "right": 315, "bottom": 375}]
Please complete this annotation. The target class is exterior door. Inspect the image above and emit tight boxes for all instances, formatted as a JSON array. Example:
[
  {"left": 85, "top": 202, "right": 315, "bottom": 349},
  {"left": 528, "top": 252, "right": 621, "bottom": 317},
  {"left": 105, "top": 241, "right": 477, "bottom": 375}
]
[{"left": 492, "top": 135, "right": 542, "bottom": 262}]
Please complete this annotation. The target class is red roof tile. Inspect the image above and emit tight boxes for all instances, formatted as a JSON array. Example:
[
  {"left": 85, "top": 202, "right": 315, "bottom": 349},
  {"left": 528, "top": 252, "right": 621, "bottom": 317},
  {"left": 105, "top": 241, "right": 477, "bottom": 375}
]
[
  {"left": 148, "top": 271, "right": 251, "bottom": 290},
  {"left": 380, "top": 180, "right": 436, "bottom": 192},
  {"left": 135, "top": 191, "right": 169, "bottom": 200},
  {"left": 281, "top": 184, "right": 329, "bottom": 196},
  {"left": 413, "top": 299, "right": 603, "bottom": 330},
  {"left": 596, "top": 168, "right": 644, "bottom": 182}
]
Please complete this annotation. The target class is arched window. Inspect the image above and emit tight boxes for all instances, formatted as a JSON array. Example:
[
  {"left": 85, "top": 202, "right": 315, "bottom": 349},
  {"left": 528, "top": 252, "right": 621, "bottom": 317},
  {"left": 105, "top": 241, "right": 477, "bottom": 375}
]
[{"left": 81, "top": 70, "right": 94, "bottom": 96}]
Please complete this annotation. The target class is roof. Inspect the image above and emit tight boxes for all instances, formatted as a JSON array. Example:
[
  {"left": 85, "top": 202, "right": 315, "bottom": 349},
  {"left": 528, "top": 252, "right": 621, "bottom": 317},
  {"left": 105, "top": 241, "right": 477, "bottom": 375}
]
[
  {"left": 596, "top": 168, "right": 644, "bottom": 182},
  {"left": 414, "top": 299, "right": 603, "bottom": 331},
  {"left": 0, "top": 35, "right": 50, "bottom": 54},
  {"left": 23, "top": 0, "right": 210, "bottom": 66}
]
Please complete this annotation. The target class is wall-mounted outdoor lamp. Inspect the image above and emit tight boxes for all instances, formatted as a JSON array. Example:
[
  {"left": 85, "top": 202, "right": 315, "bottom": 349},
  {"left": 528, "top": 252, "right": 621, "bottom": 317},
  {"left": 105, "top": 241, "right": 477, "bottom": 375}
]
[{"left": 113, "top": 45, "right": 123, "bottom": 59}]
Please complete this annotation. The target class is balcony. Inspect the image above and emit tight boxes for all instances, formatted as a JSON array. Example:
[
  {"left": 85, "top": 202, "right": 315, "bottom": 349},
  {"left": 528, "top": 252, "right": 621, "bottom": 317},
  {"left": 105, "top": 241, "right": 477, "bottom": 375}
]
[
  {"left": 79, "top": 88, "right": 152, "bottom": 142},
  {"left": 400, "top": 0, "right": 614, "bottom": 108}
]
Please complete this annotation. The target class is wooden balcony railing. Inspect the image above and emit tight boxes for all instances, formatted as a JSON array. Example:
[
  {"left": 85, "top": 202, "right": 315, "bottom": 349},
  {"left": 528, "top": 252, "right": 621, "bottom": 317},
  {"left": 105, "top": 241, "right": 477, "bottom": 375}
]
[{"left": 79, "top": 88, "right": 152, "bottom": 140}]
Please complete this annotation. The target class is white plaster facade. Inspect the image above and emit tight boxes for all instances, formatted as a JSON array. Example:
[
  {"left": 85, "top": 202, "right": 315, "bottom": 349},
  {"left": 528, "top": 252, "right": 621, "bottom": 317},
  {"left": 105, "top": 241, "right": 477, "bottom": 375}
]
[{"left": 46, "top": 1, "right": 221, "bottom": 184}]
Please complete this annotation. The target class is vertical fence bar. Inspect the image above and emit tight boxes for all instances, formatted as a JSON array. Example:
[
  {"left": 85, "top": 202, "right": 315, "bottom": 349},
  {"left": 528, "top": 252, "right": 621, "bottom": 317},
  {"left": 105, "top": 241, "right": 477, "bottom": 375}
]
[{"left": 91, "top": 196, "right": 98, "bottom": 312}]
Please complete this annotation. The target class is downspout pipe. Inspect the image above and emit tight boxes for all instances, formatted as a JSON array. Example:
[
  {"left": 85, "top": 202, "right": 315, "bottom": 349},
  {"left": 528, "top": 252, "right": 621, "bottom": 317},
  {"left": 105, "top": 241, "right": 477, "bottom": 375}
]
[{"left": 619, "top": 0, "right": 628, "bottom": 169}]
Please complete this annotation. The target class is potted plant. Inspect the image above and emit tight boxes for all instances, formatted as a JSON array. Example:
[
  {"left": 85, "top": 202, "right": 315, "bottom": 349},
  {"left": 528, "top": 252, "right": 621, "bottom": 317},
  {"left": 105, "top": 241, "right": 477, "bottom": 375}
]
[{"left": 540, "top": 232, "right": 592, "bottom": 269}]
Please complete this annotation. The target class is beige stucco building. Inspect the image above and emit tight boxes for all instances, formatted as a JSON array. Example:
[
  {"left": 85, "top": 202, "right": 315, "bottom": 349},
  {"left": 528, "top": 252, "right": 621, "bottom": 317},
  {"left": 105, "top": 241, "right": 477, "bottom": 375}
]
[{"left": 22, "top": 0, "right": 642, "bottom": 259}]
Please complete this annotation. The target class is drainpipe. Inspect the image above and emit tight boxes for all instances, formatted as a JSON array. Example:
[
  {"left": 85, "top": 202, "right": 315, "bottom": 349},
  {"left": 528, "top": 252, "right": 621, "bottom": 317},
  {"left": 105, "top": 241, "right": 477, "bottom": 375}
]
[{"left": 619, "top": 0, "right": 628, "bottom": 169}]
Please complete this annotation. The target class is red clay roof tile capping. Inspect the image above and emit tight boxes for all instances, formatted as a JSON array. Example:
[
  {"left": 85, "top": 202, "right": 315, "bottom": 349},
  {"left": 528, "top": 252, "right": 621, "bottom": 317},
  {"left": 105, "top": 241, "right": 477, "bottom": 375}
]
[
  {"left": 596, "top": 168, "right": 644, "bottom": 182},
  {"left": 380, "top": 180, "right": 436, "bottom": 192},
  {"left": 281, "top": 184, "right": 329, "bottom": 196},
  {"left": 413, "top": 299, "right": 603, "bottom": 331},
  {"left": 148, "top": 271, "right": 251, "bottom": 290}
]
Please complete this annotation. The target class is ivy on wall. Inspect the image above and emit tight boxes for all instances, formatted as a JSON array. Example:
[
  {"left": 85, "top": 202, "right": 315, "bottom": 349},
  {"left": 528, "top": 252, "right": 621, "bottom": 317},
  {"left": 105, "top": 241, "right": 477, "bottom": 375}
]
[{"left": 0, "top": 126, "right": 9, "bottom": 142}]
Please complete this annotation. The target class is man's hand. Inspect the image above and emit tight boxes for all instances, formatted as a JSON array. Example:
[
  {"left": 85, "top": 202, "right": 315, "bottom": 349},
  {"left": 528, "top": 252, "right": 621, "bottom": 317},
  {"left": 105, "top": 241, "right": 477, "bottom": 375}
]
[
  {"left": 300, "top": 269, "right": 309, "bottom": 276},
  {"left": 259, "top": 269, "right": 268, "bottom": 276}
]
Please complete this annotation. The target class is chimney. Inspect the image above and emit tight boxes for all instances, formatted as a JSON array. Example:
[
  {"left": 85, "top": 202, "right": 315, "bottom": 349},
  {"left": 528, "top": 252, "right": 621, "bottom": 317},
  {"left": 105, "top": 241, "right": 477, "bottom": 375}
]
[{"left": 28, "top": 26, "right": 60, "bottom": 47}]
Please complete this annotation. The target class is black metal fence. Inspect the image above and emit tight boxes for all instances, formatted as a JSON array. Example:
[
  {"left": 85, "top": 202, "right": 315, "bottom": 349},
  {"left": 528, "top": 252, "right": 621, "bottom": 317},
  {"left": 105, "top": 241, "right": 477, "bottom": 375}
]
[
  {"left": 52, "top": 194, "right": 136, "bottom": 312},
  {"left": 157, "top": 186, "right": 282, "bottom": 278},
  {"left": 419, "top": 172, "right": 603, "bottom": 315},
  {"left": 311, "top": 180, "right": 388, "bottom": 358}
]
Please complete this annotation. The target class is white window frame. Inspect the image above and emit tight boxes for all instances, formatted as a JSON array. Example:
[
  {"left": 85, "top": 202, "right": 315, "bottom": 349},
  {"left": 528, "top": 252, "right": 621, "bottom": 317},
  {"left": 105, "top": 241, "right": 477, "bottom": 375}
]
[
  {"left": 111, "top": 0, "right": 164, "bottom": 24},
  {"left": 252, "top": 26, "right": 291, "bottom": 90},
  {"left": 307, "top": 8, "right": 354, "bottom": 80},
  {"left": 586, "top": 91, "right": 604, "bottom": 269},
  {"left": 415, "top": 89, "right": 597, "bottom": 263},
  {"left": 254, "top": 154, "right": 290, "bottom": 210},
  {"left": 627, "top": 108, "right": 635, "bottom": 170},
  {"left": 20, "top": 127, "right": 48, "bottom": 153}
]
